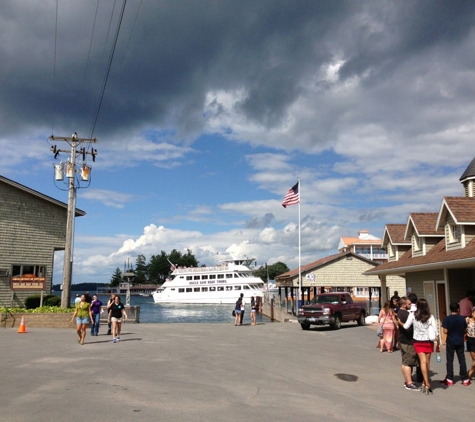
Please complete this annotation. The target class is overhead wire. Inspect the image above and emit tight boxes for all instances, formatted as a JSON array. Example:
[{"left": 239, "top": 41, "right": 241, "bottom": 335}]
[{"left": 89, "top": 0, "right": 128, "bottom": 140}]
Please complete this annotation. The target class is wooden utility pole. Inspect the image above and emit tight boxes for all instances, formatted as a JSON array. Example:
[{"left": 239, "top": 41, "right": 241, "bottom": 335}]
[{"left": 50, "top": 133, "right": 97, "bottom": 308}]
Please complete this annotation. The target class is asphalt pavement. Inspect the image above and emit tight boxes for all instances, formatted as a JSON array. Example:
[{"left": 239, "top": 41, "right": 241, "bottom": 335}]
[{"left": 1, "top": 320, "right": 472, "bottom": 421}]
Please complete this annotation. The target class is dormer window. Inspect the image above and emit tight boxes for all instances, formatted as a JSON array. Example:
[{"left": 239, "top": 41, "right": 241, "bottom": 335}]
[
  {"left": 448, "top": 224, "right": 460, "bottom": 243},
  {"left": 387, "top": 243, "right": 395, "bottom": 258},
  {"left": 412, "top": 234, "right": 422, "bottom": 251}
]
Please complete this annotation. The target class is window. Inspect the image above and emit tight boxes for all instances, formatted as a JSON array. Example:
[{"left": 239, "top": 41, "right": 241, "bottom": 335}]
[
  {"left": 210, "top": 287, "right": 216, "bottom": 291},
  {"left": 186, "top": 276, "right": 192, "bottom": 280},
  {"left": 217, "top": 286, "right": 224, "bottom": 291},
  {"left": 217, "top": 274, "right": 224, "bottom": 279},
  {"left": 243, "top": 285, "right": 250, "bottom": 290},
  {"left": 448, "top": 224, "right": 460, "bottom": 243},
  {"left": 234, "top": 286, "right": 241, "bottom": 290},
  {"left": 12, "top": 265, "right": 45, "bottom": 278},
  {"left": 194, "top": 275, "right": 200, "bottom": 280},
  {"left": 178, "top": 288, "right": 184, "bottom": 293},
  {"left": 226, "top": 286, "right": 233, "bottom": 291},
  {"left": 202, "top": 287, "right": 208, "bottom": 292},
  {"left": 412, "top": 234, "right": 421, "bottom": 251},
  {"left": 202, "top": 275, "right": 208, "bottom": 280},
  {"left": 388, "top": 243, "right": 394, "bottom": 257},
  {"left": 209, "top": 275, "right": 216, "bottom": 280},
  {"left": 194, "top": 287, "right": 200, "bottom": 292},
  {"left": 226, "top": 274, "right": 233, "bottom": 279},
  {"left": 186, "top": 288, "right": 192, "bottom": 292}
]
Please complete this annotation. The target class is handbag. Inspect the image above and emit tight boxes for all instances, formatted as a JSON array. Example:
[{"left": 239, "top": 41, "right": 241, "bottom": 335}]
[
  {"left": 377, "top": 324, "right": 383, "bottom": 337},
  {"left": 428, "top": 317, "right": 436, "bottom": 341},
  {"left": 232, "top": 310, "right": 236, "bottom": 317}
]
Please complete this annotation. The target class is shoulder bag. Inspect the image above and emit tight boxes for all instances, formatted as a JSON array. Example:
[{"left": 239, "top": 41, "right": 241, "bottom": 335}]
[{"left": 428, "top": 316, "right": 437, "bottom": 341}]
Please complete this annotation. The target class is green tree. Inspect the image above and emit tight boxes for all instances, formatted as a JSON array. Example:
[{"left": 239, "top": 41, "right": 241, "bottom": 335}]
[
  {"left": 134, "top": 254, "right": 148, "bottom": 284},
  {"left": 254, "top": 262, "right": 289, "bottom": 282},
  {"left": 148, "top": 251, "right": 170, "bottom": 284},
  {"left": 110, "top": 267, "right": 122, "bottom": 287}
]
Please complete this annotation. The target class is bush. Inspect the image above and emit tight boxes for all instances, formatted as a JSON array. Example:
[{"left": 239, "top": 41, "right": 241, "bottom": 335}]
[{"left": 24, "top": 294, "right": 61, "bottom": 309}]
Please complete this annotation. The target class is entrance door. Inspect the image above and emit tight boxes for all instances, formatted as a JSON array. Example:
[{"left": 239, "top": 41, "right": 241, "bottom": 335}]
[{"left": 437, "top": 282, "right": 448, "bottom": 344}]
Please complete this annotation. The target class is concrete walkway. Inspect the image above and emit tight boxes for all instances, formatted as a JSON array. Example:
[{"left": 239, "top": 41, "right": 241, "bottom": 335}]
[{"left": 1, "top": 321, "right": 471, "bottom": 421}]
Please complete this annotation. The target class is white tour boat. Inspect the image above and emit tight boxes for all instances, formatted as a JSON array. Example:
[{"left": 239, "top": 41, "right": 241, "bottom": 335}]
[{"left": 152, "top": 258, "right": 265, "bottom": 304}]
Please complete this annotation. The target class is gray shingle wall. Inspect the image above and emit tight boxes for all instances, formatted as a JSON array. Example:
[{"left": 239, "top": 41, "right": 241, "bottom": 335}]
[{"left": 0, "top": 182, "right": 67, "bottom": 306}]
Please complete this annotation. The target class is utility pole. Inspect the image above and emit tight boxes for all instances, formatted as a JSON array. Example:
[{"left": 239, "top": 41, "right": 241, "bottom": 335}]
[{"left": 50, "top": 133, "right": 97, "bottom": 308}]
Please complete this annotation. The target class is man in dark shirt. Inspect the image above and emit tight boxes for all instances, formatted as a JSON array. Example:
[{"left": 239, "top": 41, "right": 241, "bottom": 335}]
[
  {"left": 397, "top": 296, "right": 421, "bottom": 391},
  {"left": 441, "top": 302, "right": 470, "bottom": 386}
]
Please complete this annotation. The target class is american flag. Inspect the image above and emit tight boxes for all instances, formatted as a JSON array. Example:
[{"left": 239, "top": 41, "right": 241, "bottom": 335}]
[{"left": 282, "top": 182, "right": 299, "bottom": 208}]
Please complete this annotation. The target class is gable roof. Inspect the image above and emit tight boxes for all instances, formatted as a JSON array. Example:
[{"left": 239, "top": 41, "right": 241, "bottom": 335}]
[
  {"left": 383, "top": 224, "right": 409, "bottom": 246},
  {"left": 276, "top": 251, "right": 376, "bottom": 281},
  {"left": 436, "top": 197, "right": 475, "bottom": 229},
  {"left": 0, "top": 175, "right": 86, "bottom": 217},
  {"left": 404, "top": 213, "right": 443, "bottom": 239},
  {"left": 366, "top": 237, "right": 475, "bottom": 276}
]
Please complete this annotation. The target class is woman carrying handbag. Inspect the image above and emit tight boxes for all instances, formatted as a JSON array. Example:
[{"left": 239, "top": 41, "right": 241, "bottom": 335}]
[{"left": 378, "top": 301, "right": 398, "bottom": 353}]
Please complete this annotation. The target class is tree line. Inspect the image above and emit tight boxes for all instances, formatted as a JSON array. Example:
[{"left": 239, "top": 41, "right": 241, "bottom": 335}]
[{"left": 109, "top": 249, "right": 290, "bottom": 287}]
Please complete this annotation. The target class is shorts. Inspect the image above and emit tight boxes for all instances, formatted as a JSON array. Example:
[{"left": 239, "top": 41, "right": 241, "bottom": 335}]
[
  {"left": 251, "top": 309, "right": 256, "bottom": 312},
  {"left": 413, "top": 340, "right": 434, "bottom": 354},
  {"left": 234, "top": 310, "right": 241, "bottom": 315},
  {"left": 400, "top": 343, "right": 419, "bottom": 366},
  {"left": 111, "top": 317, "right": 123, "bottom": 323},
  {"left": 467, "top": 336, "right": 475, "bottom": 352},
  {"left": 76, "top": 317, "right": 90, "bottom": 325}
]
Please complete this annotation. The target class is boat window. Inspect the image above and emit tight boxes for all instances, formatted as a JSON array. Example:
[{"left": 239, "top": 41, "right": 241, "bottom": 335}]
[
  {"left": 202, "top": 275, "right": 208, "bottom": 280},
  {"left": 217, "top": 274, "right": 224, "bottom": 279},
  {"left": 186, "top": 276, "right": 192, "bottom": 281},
  {"left": 234, "top": 274, "right": 240, "bottom": 278},
  {"left": 186, "top": 288, "right": 192, "bottom": 292},
  {"left": 170, "top": 288, "right": 175, "bottom": 291},
  {"left": 210, "top": 287, "right": 216, "bottom": 291},
  {"left": 209, "top": 275, "right": 216, "bottom": 279},
  {"left": 194, "top": 275, "right": 200, "bottom": 280},
  {"left": 194, "top": 287, "right": 200, "bottom": 292},
  {"left": 217, "top": 286, "right": 224, "bottom": 291},
  {"left": 226, "top": 274, "right": 233, "bottom": 279},
  {"left": 178, "top": 288, "right": 184, "bottom": 293},
  {"left": 226, "top": 286, "right": 233, "bottom": 291},
  {"left": 234, "top": 286, "right": 241, "bottom": 290},
  {"left": 202, "top": 287, "right": 208, "bottom": 292},
  {"left": 243, "top": 285, "right": 250, "bottom": 290}
]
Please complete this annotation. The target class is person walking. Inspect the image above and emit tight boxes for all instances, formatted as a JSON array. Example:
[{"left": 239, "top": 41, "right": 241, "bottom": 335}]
[
  {"left": 440, "top": 302, "right": 470, "bottom": 386},
  {"left": 397, "top": 296, "right": 421, "bottom": 391},
  {"left": 403, "top": 298, "right": 440, "bottom": 395},
  {"left": 378, "top": 301, "right": 398, "bottom": 353},
  {"left": 234, "top": 296, "right": 242, "bottom": 326},
  {"left": 108, "top": 295, "right": 127, "bottom": 343},
  {"left": 466, "top": 306, "right": 475, "bottom": 380},
  {"left": 70, "top": 294, "right": 94, "bottom": 345},
  {"left": 250, "top": 296, "right": 257, "bottom": 326},
  {"left": 106, "top": 293, "right": 116, "bottom": 335},
  {"left": 90, "top": 294, "right": 103, "bottom": 336}
]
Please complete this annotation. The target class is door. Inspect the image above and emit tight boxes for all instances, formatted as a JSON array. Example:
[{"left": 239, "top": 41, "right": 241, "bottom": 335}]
[
  {"left": 437, "top": 282, "right": 448, "bottom": 344},
  {"left": 424, "top": 281, "right": 444, "bottom": 344}
]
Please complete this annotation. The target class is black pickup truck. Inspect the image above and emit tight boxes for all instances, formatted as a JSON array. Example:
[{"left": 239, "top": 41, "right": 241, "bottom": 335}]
[{"left": 297, "top": 292, "right": 367, "bottom": 330}]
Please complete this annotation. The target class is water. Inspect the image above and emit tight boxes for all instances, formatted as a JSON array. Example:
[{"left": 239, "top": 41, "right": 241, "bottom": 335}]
[{"left": 65, "top": 292, "right": 270, "bottom": 324}]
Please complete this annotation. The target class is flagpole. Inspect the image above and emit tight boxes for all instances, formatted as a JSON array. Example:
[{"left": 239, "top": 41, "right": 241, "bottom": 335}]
[{"left": 298, "top": 177, "right": 301, "bottom": 310}]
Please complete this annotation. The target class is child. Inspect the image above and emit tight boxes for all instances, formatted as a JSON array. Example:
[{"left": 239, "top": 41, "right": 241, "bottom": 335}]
[{"left": 440, "top": 302, "right": 470, "bottom": 386}]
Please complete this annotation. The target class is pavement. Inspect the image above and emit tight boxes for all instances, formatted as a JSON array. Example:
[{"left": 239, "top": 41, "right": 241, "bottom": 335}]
[{"left": 1, "top": 320, "right": 472, "bottom": 422}]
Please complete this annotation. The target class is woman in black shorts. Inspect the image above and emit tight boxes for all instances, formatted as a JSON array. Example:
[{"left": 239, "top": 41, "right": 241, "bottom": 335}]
[
  {"left": 466, "top": 306, "right": 475, "bottom": 379},
  {"left": 108, "top": 295, "right": 127, "bottom": 343}
]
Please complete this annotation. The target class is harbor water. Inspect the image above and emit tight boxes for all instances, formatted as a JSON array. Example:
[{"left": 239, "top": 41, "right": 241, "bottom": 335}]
[{"left": 67, "top": 292, "right": 271, "bottom": 324}]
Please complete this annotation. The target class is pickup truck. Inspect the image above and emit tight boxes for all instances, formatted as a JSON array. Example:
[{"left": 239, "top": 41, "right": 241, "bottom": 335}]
[{"left": 297, "top": 292, "right": 367, "bottom": 330}]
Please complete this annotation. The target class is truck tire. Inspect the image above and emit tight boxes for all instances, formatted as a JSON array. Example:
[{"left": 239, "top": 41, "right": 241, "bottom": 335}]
[
  {"left": 300, "top": 322, "right": 310, "bottom": 330},
  {"left": 357, "top": 311, "right": 366, "bottom": 326},
  {"left": 330, "top": 315, "right": 341, "bottom": 330}
]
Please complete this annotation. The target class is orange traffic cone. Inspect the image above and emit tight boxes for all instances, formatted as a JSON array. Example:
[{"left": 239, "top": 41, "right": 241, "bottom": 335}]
[{"left": 18, "top": 315, "right": 27, "bottom": 333}]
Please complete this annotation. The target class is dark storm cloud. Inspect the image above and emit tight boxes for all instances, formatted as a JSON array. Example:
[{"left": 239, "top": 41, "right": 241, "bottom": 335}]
[{"left": 1, "top": 0, "right": 475, "bottom": 147}]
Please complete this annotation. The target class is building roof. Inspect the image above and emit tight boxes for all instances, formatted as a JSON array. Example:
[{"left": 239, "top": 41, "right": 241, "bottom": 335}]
[
  {"left": 0, "top": 175, "right": 86, "bottom": 217},
  {"left": 436, "top": 197, "right": 475, "bottom": 229},
  {"left": 460, "top": 156, "right": 475, "bottom": 182},
  {"left": 366, "top": 237, "right": 475, "bottom": 276},
  {"left": 404, "top": 213, "right": 443, "bottom": 239},
  {"left": 276, "top": 251, "right": 376, "bottom": 281},
  {"left": 383, "top": 224, "right": 409, "bottom": 245}
]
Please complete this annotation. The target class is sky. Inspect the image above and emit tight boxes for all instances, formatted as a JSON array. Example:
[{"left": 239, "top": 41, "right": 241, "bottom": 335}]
[{"left": 2, "top": 1, "right": 475, "bottom": 285}]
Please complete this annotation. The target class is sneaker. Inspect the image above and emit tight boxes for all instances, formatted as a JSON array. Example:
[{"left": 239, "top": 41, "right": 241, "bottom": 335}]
[
  {"left": 112, "top": 338, "right": 117, "bottom": 343},
  {"left": 462, "top": 379, "right": 471, "bottom": 386},
  {"left": 440, "top": 378, "right": 454, "bottom": 386},
  {"left": 116, "top": 336, "right": 120, "bottom": 341},
  {"left": 404, "top": 383, "right": 421, "bottom": 391}
]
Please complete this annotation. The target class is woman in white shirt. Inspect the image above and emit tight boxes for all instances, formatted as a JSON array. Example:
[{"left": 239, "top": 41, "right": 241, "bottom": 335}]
[{"left": 403, "top": 298, "right": 440, "bottom": 394}]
